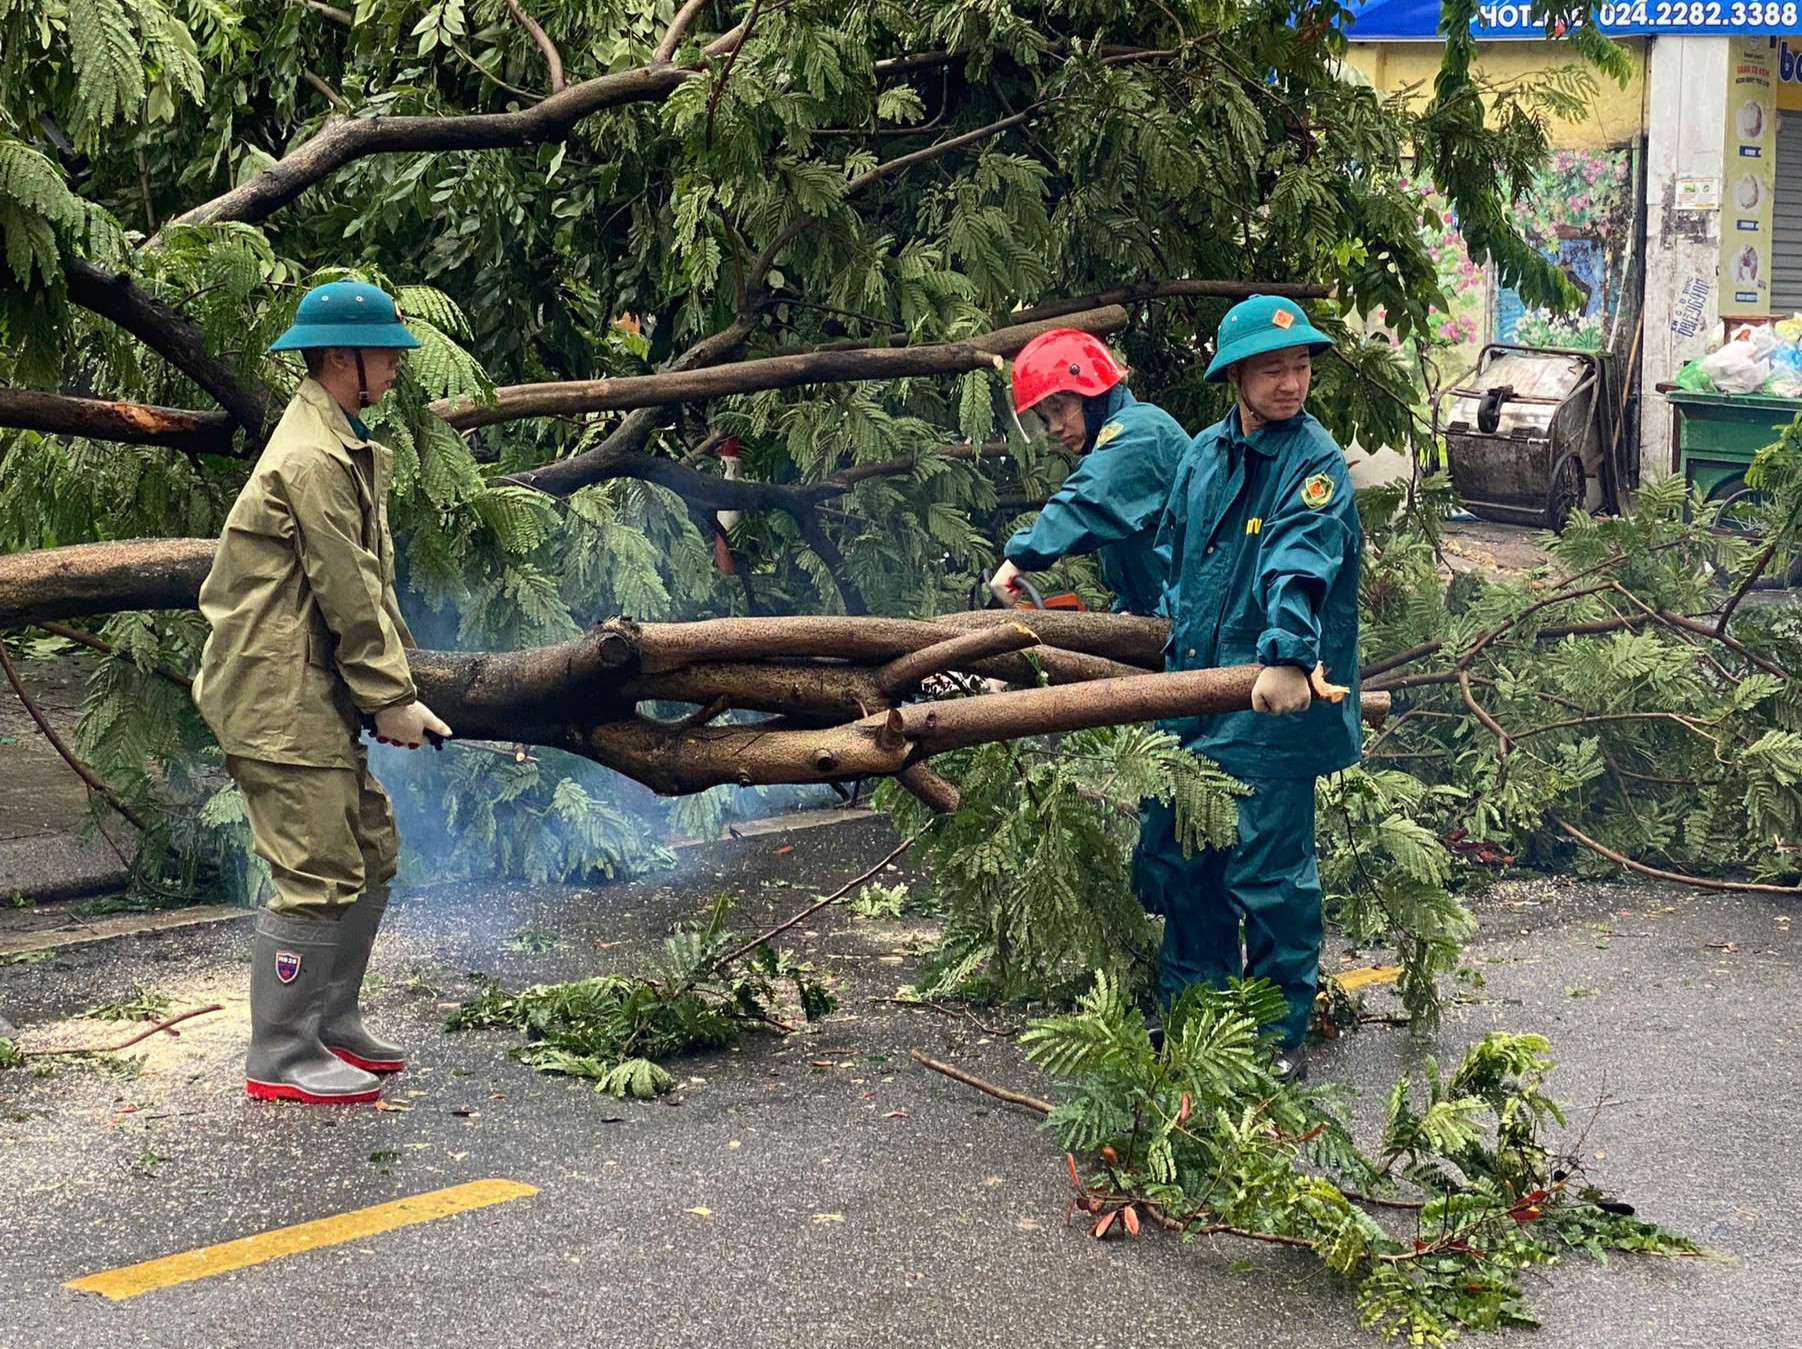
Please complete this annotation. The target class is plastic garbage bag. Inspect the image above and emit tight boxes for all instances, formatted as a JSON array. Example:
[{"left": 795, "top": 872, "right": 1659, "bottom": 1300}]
[
  {"left": 1767, "top": 345, "right": 1802, "bottom": 398},
  {"left": 1674, "top": 356, "right": 1714, "bottom": 391},
  {"left": 1745, "top": 324, "right": 1783, "bottom": 358},
  {"left": 1699, "top": 339, "right": 1769, "bottom": 394}
]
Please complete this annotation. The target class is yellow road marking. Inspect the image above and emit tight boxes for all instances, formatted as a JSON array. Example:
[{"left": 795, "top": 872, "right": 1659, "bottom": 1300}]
[
  {"left": 64, "top": 1178, "right": 537, "bottom": 1301},
  {"left": 1334, "top": 965, "right": 1402, "bottom": 993}
]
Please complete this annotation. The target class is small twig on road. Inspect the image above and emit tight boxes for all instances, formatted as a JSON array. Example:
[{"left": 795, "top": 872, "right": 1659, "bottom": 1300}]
[
  {"left": 713, "top": 831, "right": 922, "bottom": 969},
  {"left": 909, "top": 1047, "right": 1053, "bottom": 1115},
  {"left": 25, "top": 1003, "right": 224, "bottom": 1057},
  {"left": 869, "top": 997, "right": 1017, "bottom": 1038}
]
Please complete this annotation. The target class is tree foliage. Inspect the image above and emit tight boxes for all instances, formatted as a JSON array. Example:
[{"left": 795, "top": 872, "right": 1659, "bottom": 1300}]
[
  {"left": 1020, "top": 975, "right": 1701, "bottom": 1345},
  {"left": 445, "top": 891, "right": 835, "bottom": 1097},
  {"left": 877, "top": 720, "right": 1246, "bottom": 1001}
]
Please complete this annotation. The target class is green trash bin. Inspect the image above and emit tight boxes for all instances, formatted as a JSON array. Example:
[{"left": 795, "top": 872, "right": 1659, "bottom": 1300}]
[{"left": 1664, "top": 388, "right": 1802, "bottom": 505}]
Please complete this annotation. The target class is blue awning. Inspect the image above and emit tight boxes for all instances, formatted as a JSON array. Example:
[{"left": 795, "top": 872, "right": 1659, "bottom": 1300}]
[{"left": 1342, "top": 0, "right": 1802, "bottom": 40}]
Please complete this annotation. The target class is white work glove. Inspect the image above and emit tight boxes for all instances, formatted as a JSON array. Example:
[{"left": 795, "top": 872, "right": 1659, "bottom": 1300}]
[
  {"left": 373, "top": 699, "right": 453, "bottom": 749},
  {"left": 988, "top": 559, "right": 1024, "bottom": 604},
  {"left": 1251, "top": 664, "right": 1312, "bottom": 716}
]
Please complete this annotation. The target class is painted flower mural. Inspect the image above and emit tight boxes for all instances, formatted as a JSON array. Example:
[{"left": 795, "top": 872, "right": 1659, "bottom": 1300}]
[
  {"left": 1375, "top": 149, "right": 1634, "bottom": 414},
  {"left": 1498, "top": 148, "right": 1634, "bottom": 351}
]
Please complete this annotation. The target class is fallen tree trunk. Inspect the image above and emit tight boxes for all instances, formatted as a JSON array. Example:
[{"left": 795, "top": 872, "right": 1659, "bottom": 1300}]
[
  {"left": 0, "top": 540, "right": 1386, "bottom": 811},
  {"left": 0, "top": 544, "right": 1178, "bottom": 676},
  {"left": 0, "top": 539, "right": 216, "bottom": 629}
]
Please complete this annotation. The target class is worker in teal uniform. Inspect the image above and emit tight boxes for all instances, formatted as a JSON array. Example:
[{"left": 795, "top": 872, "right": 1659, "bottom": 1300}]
[
  {"left": 986, "top": 328, "right": 1189, "bottom": 617},
  {"left": 1142, "top": 296, "right": 1361, "bottom": 1079}
]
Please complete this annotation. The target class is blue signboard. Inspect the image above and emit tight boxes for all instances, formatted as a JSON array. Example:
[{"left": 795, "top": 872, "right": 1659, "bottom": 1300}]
[{"left": 1343, "top": 0, "right": 1802, "bottom": 38}]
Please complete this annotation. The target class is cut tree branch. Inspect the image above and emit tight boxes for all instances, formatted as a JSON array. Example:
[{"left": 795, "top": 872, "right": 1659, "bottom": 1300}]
[
  {"left": 573, "top": 665, "right": 1388, "bottom": 795},
  {"left": 1009, "top": 277, "right": 1333, "bottom": 327},
  {"left": 0, "top": 389, "right": 239, "bottom": 454},
  {"left": 875, "top": 622, "right": 1039, "bottom": 695},
  {"left": 0, "top": 539, "right": 215, "bottom": 629},
  {"left": 911, "top": 1049, "right": 1054, "bottom": 1115},
  {"left": 0, "top": 542, "right": 1181, "bottom": 670}
]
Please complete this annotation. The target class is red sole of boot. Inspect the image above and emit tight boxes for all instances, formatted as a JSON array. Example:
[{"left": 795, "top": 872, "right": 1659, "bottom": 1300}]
[
  {"left": 245, "top": 1078, "right": 382, "bottom": 1105},
  {"left": 328, "top": 1046, "right": 404, "bottom": 1074}
]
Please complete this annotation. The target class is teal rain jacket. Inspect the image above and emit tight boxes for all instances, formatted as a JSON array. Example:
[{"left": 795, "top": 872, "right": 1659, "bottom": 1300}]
[
  {"left": 1157, "top": 407, "right": 1362, "bottom": 780},
  {"left": 1003, "top": 387, "right": 1189, "bottom": 616}
]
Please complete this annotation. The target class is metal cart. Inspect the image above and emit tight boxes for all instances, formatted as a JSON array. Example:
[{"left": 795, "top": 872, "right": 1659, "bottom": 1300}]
[{"left": 1440, "top": 345, "right": 1615, "bottom": 531}]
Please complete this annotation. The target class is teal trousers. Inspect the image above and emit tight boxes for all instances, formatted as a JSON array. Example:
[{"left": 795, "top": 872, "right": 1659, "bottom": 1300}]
[{"left": 1132, "top": 776, "right": 1321, "bottom": 1049}]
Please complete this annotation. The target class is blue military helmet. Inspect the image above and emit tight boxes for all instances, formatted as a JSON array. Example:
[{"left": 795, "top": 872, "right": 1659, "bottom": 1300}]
[
  {"left": 1204, "top": 295, "right": 1332, "bottom": 383},
  {"left": 268, "top": 280, "right": 421, "bottom": 352}
]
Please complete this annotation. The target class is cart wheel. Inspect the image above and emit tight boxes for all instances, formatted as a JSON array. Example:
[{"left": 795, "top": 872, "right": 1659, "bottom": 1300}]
[
  {"left": 1703, "top": 477, "right": 1795, "bottom": 587},
  {"left": 1713, "top": 482, "right": 1764, "bottom": 532},
  {"left": 1545, "top": 452, "right": 1586, "bottom": 533}
]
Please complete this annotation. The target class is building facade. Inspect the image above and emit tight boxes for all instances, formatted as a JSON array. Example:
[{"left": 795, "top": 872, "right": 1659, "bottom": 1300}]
[{"left": 1345, "top": 21, "right": 1802, "bottom": 486}]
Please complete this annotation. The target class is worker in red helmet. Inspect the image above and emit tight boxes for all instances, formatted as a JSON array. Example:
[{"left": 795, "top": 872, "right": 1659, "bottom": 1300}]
[{"left": 987, "top": 329, "right": 1191, "bottom": 617}]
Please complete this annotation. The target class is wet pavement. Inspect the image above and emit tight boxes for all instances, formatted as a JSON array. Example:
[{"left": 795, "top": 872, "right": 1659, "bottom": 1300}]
[{"left": 0, "top": 812, "right": 1796, "bottom": 1349}]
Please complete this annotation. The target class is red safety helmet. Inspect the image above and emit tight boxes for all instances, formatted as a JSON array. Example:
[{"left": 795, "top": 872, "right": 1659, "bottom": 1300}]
[{"left": 1009, "top": 328, "right": 1126, "bottom": 413}]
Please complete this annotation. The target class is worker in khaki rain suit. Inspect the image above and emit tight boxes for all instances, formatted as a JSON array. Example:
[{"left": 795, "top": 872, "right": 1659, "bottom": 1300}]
[
  {"left": 986, "top": 328, "right": 1189, "bottom": 617},
  {"left": 1145, "top": 296, "right": 1361, "bottom": 1082},
  {"left": 192, "top": 279, "right": 453, "bottom": 1105}
]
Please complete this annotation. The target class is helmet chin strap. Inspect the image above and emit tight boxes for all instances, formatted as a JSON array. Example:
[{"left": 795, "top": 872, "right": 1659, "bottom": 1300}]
[{"left": 353, "top": 349, "right": 371, "bottom": 409}]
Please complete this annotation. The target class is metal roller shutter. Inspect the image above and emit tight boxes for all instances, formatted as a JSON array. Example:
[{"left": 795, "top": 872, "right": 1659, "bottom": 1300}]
[{"left": 1771, "top": 113, "right": 1802, "bottom": 316}]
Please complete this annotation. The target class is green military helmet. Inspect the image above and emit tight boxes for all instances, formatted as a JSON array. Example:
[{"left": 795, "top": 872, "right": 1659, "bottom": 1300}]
[
  {"left": 269, "top": 280, "right": 421, "bottom": 352},
  {"left": 1204, "top": 295, "right": 1332, "bottom": 383}
]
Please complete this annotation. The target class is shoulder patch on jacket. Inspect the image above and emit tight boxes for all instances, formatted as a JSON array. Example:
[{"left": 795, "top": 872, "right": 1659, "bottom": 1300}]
[
  {"left": 1300, "top": 473, "right": 1335, "bottom": 509},
  {"left": 1094, "top": 420, "right": 1124, "bottom": 447}
]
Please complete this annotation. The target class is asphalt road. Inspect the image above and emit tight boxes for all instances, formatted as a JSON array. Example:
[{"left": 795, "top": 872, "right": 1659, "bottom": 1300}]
[{"left": 0, "top": 813, "right": 1795, "bottom": 1349}]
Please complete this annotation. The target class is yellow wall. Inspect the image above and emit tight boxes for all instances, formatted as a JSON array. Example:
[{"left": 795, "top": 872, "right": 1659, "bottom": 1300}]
[{"left": 1346, "top": 39, "right": 1646, "bottom": 150}]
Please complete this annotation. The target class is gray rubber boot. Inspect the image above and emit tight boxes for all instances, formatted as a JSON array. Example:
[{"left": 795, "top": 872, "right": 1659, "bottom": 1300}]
[
  {"left": 319, "top": 890, "right": 405, "bottom": 1074},
  {"left": 245, "top": 910, "right": 381, "bottom": 1104}
]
